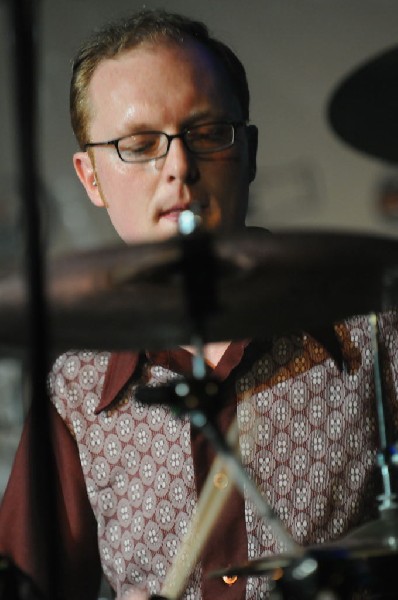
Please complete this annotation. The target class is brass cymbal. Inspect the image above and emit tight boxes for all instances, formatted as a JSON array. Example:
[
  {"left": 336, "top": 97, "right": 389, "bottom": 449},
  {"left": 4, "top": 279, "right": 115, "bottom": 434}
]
[{"left": 1, "top": 228, "right": 398, "bottom": 354}]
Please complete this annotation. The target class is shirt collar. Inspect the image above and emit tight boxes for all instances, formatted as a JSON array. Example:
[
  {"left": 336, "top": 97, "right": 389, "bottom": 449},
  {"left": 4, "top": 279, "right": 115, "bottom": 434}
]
[
  {"left": 95, "top": 340, "right": 249, "bottom": 414},
  {"left": 95, "top": 351, "right": 140, "bottom": 414}
]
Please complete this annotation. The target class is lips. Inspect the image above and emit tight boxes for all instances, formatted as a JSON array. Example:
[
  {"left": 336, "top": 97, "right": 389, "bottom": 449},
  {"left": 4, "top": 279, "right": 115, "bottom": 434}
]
[
  {"left": 158, "top": 204, "right": 188, "bottom": 221},
  {"left": 158, "top": 199, "right": 209, "bottom": 219},
  {"left": 162, "top": 199, "right": 219, "bottom": 230}
]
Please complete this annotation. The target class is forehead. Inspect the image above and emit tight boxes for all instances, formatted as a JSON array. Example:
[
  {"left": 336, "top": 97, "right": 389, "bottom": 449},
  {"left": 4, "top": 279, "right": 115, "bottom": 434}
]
[{"left": 87, "top": 39, "right": 241, "bottom": 134}]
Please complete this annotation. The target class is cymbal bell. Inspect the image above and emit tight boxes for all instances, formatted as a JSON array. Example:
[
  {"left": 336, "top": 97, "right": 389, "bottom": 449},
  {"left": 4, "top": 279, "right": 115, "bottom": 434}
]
[{"left": 0, "top": 228, "right": 398, "bottom": 354}]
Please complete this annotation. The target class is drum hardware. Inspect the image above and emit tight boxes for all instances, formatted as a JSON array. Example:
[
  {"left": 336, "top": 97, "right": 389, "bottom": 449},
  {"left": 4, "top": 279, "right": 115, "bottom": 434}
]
[
  {"left": 2, "top": 208, "right": 398, "bottom": 597},
  {"left": 0, "top": 555, "right": 43, "bottom": 600},
  {"left": 137, "top": 372, "right": 302, "bottom": 557},
  {"left": 369, "top": 313, "right": 398, "bottom": 513},
  {"left": 210, "top": 542, "right": 398, "bottom": 599},
  {"left": 1, "top": 0, "right": 61, "bottom": 598},
  {"left": 339, "top": 313, "right": 398, "bottom": 552},
  {"left": 136, "top": 374, "right": 303, "bottom": 597},
  {"left": 137, "top": 211, "right": 304, "bottom": 599}
]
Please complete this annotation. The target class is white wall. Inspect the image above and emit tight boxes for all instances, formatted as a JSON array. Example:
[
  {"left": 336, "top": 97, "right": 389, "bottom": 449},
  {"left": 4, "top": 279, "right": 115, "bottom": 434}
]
[{"left": 2, "top": 0, "right": 398, "bottom": 258}]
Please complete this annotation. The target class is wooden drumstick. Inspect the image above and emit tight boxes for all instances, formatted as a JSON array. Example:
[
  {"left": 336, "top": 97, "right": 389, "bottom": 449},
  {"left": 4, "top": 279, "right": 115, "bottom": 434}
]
[
  {"left": 160, "top": 404, "right": 301, "bottom": 598},
  {"left": 160, "top": 419, "right": 239, "bottom": 600}
]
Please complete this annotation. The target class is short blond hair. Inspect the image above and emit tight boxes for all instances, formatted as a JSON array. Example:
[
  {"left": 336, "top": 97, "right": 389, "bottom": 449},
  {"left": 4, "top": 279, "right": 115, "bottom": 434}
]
[{"left": 70, "top": 9, "right": 250, "bottom": 149}]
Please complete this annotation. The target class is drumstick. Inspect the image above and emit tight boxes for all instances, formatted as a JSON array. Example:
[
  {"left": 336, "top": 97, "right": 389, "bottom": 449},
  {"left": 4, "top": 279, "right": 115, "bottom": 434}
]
[
  {"left": 160, "top": 419, "right": 239, "bottom": 599},
  {"left": 160, "top": 406, "right": 302, "bottom": 599}
]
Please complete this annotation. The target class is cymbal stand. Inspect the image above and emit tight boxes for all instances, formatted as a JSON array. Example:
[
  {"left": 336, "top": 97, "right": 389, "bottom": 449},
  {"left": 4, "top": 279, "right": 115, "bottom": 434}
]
[
  {"left": 369, "top": 313, "right": 398, "bottom": 514},
  {"left": 342, "top": 312, "right": 398, "bottom": 553},
  {"left": 138, "top": 209, "right": 302, "bottom": 561},
  {"left": 2, "top": 1, "right": 60, "bottom": 598}
]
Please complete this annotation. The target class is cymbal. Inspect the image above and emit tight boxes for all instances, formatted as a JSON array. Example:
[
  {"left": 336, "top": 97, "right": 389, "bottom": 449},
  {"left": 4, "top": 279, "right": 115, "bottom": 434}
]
[
  {"left": 208, "top": 542, "right": 398, "bottom": 579},
  {"left": 210, "top": 554, "right": 294, "bottom": 578},
  {"left": 328, "top": 45, "right": 398, "bottom": 164},
  {"left": 209, "top": 535, "right": 398, "bottom": 579},
  {"left": 343, "top": 509, "right": 398, "bottom": 549},
  {"left": 210, "top": 533, "right": 398, "bottom": 600},
  {"left": 1, "top": 228, "right": 398, "bottom": 353}
]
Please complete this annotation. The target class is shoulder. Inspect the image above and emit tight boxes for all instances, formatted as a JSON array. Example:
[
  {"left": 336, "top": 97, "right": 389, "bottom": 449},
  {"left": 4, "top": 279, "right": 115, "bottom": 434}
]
[
  {"left": 48, "top": 349, "right": 111, "bottom": 423},
  {"left": 339, "top": 310, "right": 398, "bottom": 345}
]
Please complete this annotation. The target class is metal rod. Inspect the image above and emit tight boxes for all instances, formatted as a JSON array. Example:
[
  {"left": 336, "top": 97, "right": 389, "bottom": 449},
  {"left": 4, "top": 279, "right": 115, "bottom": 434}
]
[
  {"left": 189, "top": 409, "right": 302, "bottom": 555},
  {"left": 369, "top": 312, "right": 398, "bottom": 511}
]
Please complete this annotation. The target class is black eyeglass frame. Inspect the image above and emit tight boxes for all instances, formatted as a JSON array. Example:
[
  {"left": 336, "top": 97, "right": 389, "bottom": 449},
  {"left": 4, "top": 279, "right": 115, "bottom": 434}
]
[{"left": 84, "top": 121, "right": 246, "bottom": 163}]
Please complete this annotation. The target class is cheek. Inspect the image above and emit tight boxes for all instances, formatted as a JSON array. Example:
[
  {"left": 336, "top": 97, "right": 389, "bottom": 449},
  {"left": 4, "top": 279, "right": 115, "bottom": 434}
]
[
  {"left": 208, "top": 156, "right": 249, "bottom": 198},
  {"left": 99, "top": 160, "right": 156, "bottom": 204},
  {"left": 208, "top": 156, "right": 250, "bottom": 223},
  {"left": 106, "top": 201, "right": 144, "bottom": 244}
]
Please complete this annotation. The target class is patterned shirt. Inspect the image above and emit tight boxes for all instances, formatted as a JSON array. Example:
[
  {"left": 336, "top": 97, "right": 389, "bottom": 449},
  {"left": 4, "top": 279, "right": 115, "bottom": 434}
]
[{"left": 1, "top": 312, "right": 397, "bottom": 600}]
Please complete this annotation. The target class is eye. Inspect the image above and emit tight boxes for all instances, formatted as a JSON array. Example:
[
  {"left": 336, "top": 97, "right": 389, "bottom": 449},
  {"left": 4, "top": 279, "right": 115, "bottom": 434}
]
[
  {"left": 187, "top": 123, "right": 231, "bottom": 149},
  {"left": 118, "top": 133, "right": 162, "bottom": 159}
]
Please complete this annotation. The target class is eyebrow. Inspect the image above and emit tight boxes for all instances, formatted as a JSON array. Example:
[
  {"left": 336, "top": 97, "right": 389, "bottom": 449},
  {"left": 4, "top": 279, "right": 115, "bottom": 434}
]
[
  {"left": 180, "top": 110, "right": 233, "bottom": 128},
  {"left": 121, "top": 110, "right": 236, "bottom": 135}
]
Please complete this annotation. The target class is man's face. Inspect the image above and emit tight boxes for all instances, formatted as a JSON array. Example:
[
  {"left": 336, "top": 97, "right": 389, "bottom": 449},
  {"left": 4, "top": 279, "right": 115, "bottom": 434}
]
[{"left": 73, "top": 39, "right": 257, "bottom": 243}]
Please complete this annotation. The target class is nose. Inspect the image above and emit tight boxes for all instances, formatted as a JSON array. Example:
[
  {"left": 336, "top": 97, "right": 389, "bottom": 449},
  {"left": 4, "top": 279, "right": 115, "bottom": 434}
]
[{"left": 158, "top": 136, "right": 199, "bottom": 184}]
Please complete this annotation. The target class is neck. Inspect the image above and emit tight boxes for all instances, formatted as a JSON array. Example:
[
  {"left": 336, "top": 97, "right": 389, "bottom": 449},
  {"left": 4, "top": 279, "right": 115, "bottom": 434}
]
[{"left": 182, "top": 341, "right": 230, "bottom": 369}]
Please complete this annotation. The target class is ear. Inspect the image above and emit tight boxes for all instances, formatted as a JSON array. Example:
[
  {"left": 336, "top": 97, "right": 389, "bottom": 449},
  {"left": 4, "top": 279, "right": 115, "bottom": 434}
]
[
  {"left": 73, "top": 151, "right": 105, "bottom": 207},
  {"left": 246, "top": 124, "right": 258, "bottom": 183}
]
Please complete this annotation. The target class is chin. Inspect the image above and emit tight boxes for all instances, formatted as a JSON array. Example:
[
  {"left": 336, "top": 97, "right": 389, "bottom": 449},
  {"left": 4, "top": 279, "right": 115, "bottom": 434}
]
[{"left": 156, "top": 219, "right": 181, "bottom": 238}]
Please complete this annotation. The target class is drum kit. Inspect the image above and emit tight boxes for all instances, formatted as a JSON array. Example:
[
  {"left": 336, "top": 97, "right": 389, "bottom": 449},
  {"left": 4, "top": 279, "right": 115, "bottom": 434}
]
[
  {"left": 3, "top": 2, "right": 398, "bottom": 598},
  {"left": 2, "top": 221, "right": 398, "bottom": 599}
]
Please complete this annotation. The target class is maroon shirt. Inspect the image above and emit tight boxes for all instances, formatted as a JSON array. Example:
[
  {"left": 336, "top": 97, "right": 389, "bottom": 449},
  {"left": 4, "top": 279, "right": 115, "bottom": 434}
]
[{"left": 1, "top": 312, "right": 397, "bottom": 599}]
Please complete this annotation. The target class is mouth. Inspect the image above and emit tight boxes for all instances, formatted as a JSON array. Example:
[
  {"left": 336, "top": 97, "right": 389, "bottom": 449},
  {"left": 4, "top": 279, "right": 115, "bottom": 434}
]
[
  {"left": 158, "top": 201, "right": 210, "bottom": 223},
  {"left": 158, "top": 205, "right": 188, "bottom": 222}
]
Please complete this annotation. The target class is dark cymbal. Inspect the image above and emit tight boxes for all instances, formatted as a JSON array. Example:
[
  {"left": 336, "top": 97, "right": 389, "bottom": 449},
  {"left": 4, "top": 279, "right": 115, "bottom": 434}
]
[
  {"left": 210, "top": 527, "right": 398, "bottom": 579},
  {"left": 210, "top": 537, "right": 398, "bottom": 599},
  {"left": 1, "top": 228, "right": 398, "bottom": 354},
  {"left": 328, "top": 45, "right": 398, "bottom": 164},
  {"left": 210, "top": 541, "right": 398, "bottom": 580},
  {"left": 343, "top": 509, "right": 398, "bottom": 549},
  {"left": 209, "top": 554, "right": 294, "bottom": 578}
]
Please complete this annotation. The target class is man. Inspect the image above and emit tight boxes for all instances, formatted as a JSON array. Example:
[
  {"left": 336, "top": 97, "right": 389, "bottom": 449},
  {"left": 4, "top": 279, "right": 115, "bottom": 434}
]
[{"left": 0, "top": 9, "right": 398, "bottom": 600}]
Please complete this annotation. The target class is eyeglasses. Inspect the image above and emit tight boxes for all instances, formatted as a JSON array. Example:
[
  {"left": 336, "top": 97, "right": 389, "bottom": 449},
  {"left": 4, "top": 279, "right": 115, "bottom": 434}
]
[{"left": 84, "top": 121, "right": 245, "bottom": 163}]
